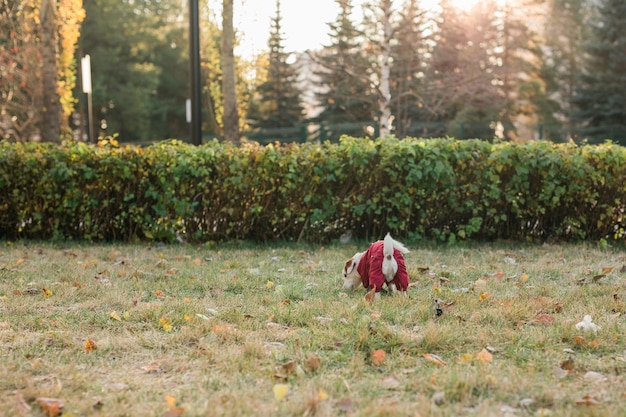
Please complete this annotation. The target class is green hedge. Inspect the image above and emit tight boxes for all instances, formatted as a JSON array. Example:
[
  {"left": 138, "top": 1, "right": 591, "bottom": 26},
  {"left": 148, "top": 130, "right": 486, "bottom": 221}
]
[{"left": 1, "top": 137, "right": 624, "bottom": 243}]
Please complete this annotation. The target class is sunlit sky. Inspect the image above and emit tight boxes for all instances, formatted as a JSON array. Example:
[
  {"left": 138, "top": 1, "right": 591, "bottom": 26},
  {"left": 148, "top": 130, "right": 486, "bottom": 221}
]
[{"left": 230, "top": 0, "right": 463, "bottom": 58}]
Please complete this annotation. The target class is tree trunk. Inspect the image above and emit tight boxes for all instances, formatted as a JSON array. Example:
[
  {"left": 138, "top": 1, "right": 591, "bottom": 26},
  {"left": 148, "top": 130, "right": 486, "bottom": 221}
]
[
  {"left": 40, "top": 0, "right": 61, "bottom": 142},
  {"left": 378, "top": 0, "right": 393, "bottom": 137},
  {"left": 221, "top": 0, "right": 240, "bottom": 144}
]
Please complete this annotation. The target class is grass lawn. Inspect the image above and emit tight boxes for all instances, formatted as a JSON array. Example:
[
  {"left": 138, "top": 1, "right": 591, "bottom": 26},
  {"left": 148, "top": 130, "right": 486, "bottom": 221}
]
[{"left": 1, "top": 240, "right": 625, "bottom": 416}]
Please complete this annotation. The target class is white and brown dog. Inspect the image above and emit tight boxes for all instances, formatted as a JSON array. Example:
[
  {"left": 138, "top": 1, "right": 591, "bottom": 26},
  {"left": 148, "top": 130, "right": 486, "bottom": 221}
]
[{"left": 342, "top": 233, "right": 410, "bottom": 298}]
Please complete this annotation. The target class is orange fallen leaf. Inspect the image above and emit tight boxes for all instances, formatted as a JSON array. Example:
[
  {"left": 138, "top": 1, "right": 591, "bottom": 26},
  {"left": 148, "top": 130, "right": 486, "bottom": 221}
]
[
  {"left": 37, "top": 397, "right": 63, "bottom": 417},
  {"left": 42, "top": 288, "right": 52, "bottom": 297},
  {"left": 491, "top": 271, "right": 504, "bottom": 280},
  {"left": 587, "top": 340, "right": 600, "bottom": 349},
  {"left": 476, "top": 348, "right": 493, "bottom": 363},
  {"left": 574, "top": 394, "right": 601, "bottom": 406},
  {"left": 423, "top": 353, "right": 447, "bottom": 366},
  {"left": 535, "top": 313, "right": 555, "bottom": 325},
  {"left": 479, "top": 292, "right": 491, "bottom": 301},
  {"left": 163, "top": 407, "right": 185, "bottom": 417},
  {"left": 365, "top": 287, "right": 376, "bottom": 303},
  {"left": 84, "top": 338, "right": 97, "bottom": 352},
  {"left": 602, "top": 266, "right": 614, "bottom": 274},
  {"left": 16, "top": 258, "right": 25, "bottom": 266},
  {"left": 193, "top": 257, "right": 202, "bottom": 265},
  {"left": 520, "top": 273, "right": 529, "bottom": 282},
  {"left": 573, "top": 335, "right": 587, "bottom": 346},
  {"left": 165, "top": 395, "right": 177, "bottom": 408},
  {"left": 371, "top": 349, "right": 386, "bottom": 366},
  {"left": 156, "top": 290, "right": 165, "bottom": 297}
]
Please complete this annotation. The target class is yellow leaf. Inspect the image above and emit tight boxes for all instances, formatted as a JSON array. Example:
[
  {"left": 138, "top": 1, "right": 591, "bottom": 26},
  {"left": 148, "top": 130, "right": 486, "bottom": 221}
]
[
  {"left": 266, "top": 280, "right": 274, "bottom": 289},
  {"left": 273, "top": 384, "right": 289, "bottom": 401},
  {"left": 15, "top": 258, "right": 25, "bottom": 266},
  {"left": 165, "top": 395, "right": 177, "bottom": 408},
  {"left": 459, "top": 353, "right": 474, "bottom": 363},
  {"left": 110, "top": 311, "right": 121, "bottom": 321},
  {"left": 520, "top": 273, "right": 529, "bottom": 282},
  {"left": 42, "top": 288, "right": 53, "bottom": 297},
  {"left": 476, "top": 348, "right": 493, "bottom": 363},
  {"left": 479, "top": 292, "right": 491, "bottom": 301},
  {"left": 318, "top": 389, "right": 329, "bottom": 401},
  {"left": 123, "top": 311, "right": 131, "bottom": 320},
  {"left": 159, "top": 317, "right": 172, "bottom": 332},
  {"left": 183, "top": 314, "right": 192, "bottom": 322}
]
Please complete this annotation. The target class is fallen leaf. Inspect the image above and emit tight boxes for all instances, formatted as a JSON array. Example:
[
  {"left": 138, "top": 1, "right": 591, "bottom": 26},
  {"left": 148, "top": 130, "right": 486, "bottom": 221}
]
[
  {"left": 266, "top": 280, "right": 274, "bottom": 289},
  {"left": 84, "top": 338, "right": 97, "bottom": 352},
  {"left": 535, "top": 313, "right": 555, "bottom": 325},
  {"left": 520, "top": 273, "right": 529, "bottom": 282},
  {"left": 371, "top": 349, "right": 386, "bottom": 366},
  {"left": 574, "top": 395, "right": 601, "bottom": 406},
  {"left": 37, "top": 397, "right": 63, "bottom": 417},
  {"left": 479, "top": 292, "right": 491, "bottom": 301},
  {"left": 364, "top": 287, "right": 376, "bottom": 303},
  {"left": 423, "top": 353, "right": 447, "bottom": 366},
  {"left": 317, "top": 389, "right": 329, "bottom": 401},
  {"left": 141, "top": 364, "right": 163, "bottom": 374},
  {"left": 156, "top": 290, "right": 165, "bottom": 297},
  {"left": 273, "top": 384, "right": 289, "bottom": 401},
  {"left": 159, "top": 317, "right": 172, "bottom": 332},
  {"left": 560, "top": 357, "right": 574, "bottom": 371},
  {"left": 592, "top": 274, "right": 605, "bottom": 283},
  {"left": 379, "top": 375, "right": 401, "bottom": 390},
  {"left": 601, "top": 266, "right": 614, "bottom": 274},
  {"left": 476, "top": 348, "right": 493, "bottom": 363},
  {"left": 573, "top": 335, "right": 587, "bottom": 346},
  {"left": 165, "top": 395, "right": 177, "bottom": 408},
  {"left": 42, "top": 288, "right": 52, "bottom": 297},
  {"left": 305, "top": 355, "right": 321, "bottom": 372},
  {"left": 459, "top": 353, "right": 474, "bottom": 363},
  {"left": 163, "top": 407, "right": 185, "bottom": 417},
  {"left": 110, "top": 311, "right": 121, "bottom": 321}
]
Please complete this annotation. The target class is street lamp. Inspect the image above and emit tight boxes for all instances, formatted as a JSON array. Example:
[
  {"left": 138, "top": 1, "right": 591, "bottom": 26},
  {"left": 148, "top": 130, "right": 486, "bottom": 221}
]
[{"left": 81, "top": 54, "right": 95, "bottom": 143}]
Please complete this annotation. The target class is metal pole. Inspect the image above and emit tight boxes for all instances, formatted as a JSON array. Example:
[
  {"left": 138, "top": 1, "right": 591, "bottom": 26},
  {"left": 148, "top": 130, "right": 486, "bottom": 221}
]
[{"left": 189, "top": 0, "right": 202, "bottom": 145}]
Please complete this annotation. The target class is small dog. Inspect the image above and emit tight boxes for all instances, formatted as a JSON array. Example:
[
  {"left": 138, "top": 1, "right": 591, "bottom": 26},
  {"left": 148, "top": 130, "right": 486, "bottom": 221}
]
[{"left": 342, "top": 233, "right": 410, "bottom": 298}]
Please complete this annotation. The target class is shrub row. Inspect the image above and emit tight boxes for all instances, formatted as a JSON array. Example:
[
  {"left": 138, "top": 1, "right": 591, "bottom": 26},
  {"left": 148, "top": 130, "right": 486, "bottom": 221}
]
[{"left": 1, "top": 137, "right": 624, "bottom": 243}]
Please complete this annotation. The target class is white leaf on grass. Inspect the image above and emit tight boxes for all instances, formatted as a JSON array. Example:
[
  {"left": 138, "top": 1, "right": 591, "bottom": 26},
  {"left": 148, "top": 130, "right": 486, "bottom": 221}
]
[
  {"left": 196, "top": 314, "right": 212, "bottom": 321},
  {"left": 575, "top": 315, "right": 601, "bottom": 332}
]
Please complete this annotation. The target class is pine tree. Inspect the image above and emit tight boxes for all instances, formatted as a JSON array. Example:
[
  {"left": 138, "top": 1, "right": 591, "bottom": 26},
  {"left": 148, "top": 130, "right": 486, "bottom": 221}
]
[
  {"left": 572, "top": 0, "right": 626, "bottom": 144},
  {"left": 389, "top": 0, "right": 426, "bottom": 137},
  {"left": 313, "top": 0, "right": 376, "bottom": 125},
  {"left": 542, "top": 0, "right": 589, "bottom": 140},
  {"left": 250, "top": 0, "right": 303, "bottom": 129}
]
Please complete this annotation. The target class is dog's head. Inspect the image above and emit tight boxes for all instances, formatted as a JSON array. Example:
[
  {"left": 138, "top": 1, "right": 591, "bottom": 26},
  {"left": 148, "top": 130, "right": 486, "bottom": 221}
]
[{"left": 342, "top": 252, "right": 363, "bottom": 290}]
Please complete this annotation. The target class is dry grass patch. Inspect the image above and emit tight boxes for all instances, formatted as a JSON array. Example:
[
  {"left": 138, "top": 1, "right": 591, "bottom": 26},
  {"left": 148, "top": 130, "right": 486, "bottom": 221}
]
[{"left": 0, "top": 241, "right": 625, "bottom": 416}]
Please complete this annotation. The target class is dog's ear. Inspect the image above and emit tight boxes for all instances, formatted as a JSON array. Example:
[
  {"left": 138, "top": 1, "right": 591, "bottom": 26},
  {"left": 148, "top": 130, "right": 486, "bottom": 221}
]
[{"left": 344, "top": 258, "right": 355, "bottom": 276}]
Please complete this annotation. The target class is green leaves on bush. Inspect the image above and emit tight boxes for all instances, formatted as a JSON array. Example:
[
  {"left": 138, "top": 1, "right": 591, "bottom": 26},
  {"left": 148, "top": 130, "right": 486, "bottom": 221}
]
[{"left": 1, "top": 138, "right": 624, "bottom": 243}]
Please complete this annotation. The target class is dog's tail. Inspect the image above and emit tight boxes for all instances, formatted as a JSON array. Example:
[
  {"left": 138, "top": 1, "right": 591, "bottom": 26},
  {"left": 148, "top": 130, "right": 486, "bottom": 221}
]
[{"left": 384, "top": 233, "right": 409, "bottom": 260}]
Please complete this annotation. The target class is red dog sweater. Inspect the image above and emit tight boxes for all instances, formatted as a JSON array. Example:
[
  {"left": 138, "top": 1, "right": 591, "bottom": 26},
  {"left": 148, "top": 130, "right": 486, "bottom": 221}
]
[{"left": 356, "top": 240, "right": 409, "bottom": 293}]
